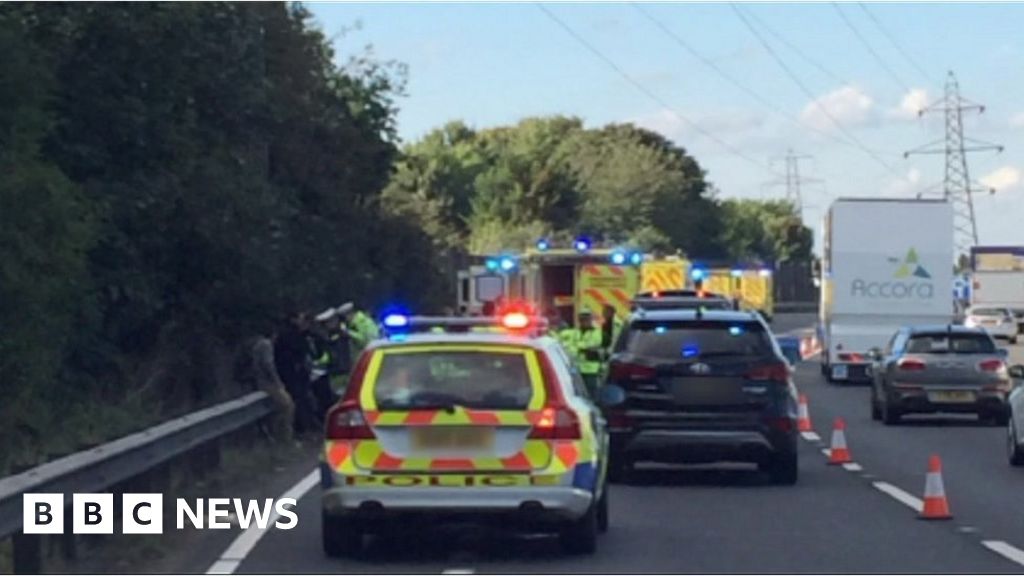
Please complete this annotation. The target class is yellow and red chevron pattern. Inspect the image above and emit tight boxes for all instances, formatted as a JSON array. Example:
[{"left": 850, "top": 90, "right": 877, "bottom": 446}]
[
  {"left": 324, "top": 437, "right": 582, "bottom": 474},
  {"left": 578, "top": 265, "right": 638, "bottom": 319},
  {"left": 640, "top": 261, "right": 686, "bottom": 294}
]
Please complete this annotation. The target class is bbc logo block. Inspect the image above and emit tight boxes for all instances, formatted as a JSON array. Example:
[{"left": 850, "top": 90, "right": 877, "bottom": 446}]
[{"left": 23, "top": 494, "right": 297, "bottom": 534}]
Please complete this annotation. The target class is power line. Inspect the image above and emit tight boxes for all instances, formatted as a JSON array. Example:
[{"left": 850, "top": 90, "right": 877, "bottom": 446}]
[
  {"left": 905, "top": 71, "right": 1003, "bottom": 255},
  {"left": 858, "top": 3, "right": 932, "bottom": 82},
  {"left": 535, "top": 3, "right": 777, "bottom": 175},
  {"left": 631, "top": 3, "right": 869, "bottom": 154},
  {"left": 731, "top": 4, "right": 898, "bottom": 174},
  {"left": 738, "top": 5, "right": 849, "bottom": 88},
  {"left": 832, "top": 3, "right": 912, "bottom": 94},
  {"left": 764, "top": 149, "right": 824, "bottom": 217}
]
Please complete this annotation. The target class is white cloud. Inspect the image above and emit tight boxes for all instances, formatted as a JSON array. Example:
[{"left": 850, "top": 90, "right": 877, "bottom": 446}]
[
  {"left": 800, "top": 86, "right": 874, "bottom": 132},
  {"left": 1010, "top": 113, "right": 1024, "bottom": 128},
  {"left": 883, "top": 167, "right": 924, "bottom": 197},
  {"left": 981, "top": 166, "right": 1022, "bottom": 193},
  {"left": 888, "top": 88, "right": 930, "bottom": 120}
]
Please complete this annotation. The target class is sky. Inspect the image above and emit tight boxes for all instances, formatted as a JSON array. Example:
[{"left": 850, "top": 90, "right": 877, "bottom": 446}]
[{"left": 307, "top": 2, "right": 1024, "bottom": 254}]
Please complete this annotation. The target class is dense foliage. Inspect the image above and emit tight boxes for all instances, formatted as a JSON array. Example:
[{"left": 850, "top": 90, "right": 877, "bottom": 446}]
[
  {"left": 0, "top": 3, "right": 438, "bottom": 472},
  {"left": 384, "top": 117, "right": 812, "bottom": 262}
]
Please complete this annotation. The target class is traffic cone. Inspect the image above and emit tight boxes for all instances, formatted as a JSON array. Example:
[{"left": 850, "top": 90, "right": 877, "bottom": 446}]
[
  {"left": 920, "top": 455, "right": 952, "bottom": 520},
  {"left": 797, "top": 394, "right": 813, "bottom": 432},
  {"left": 828, "top": 418, "right": 852, "bottom": 465}
]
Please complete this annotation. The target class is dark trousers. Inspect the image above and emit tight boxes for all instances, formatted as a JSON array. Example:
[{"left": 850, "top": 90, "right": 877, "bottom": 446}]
[
  {"left": 310, "top": 375, "right": 337, "bottom": 420},
  {"left": 282, "top": 374, "right": 317, "bottom": 435},
  {"left": 582, "top": 373, "right": 600, "bottom": 398}
]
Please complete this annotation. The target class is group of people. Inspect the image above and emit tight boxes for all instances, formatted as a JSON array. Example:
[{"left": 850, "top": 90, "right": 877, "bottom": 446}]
[
  {"left": 548, "top": 304, "right": 623, "bottom": 396},
  {"left": 245, "top": 302, "right": 379, "bottom": 443}
]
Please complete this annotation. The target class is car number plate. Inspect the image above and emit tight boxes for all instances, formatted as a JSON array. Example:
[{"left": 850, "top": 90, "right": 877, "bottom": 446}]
[
  {"left": 831, "top": 364, "right": 848, "bottom": 380},
  {"left": 927, "top": 390, "right": 976, "bottom": 403},
  {"left": 412, "top": 427, "right": 494, "bottom": 450}
]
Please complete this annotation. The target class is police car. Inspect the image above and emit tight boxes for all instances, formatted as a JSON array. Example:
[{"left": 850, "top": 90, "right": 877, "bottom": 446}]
[{"left": 319, "top": 309, "right": 610, "bottom": 556}]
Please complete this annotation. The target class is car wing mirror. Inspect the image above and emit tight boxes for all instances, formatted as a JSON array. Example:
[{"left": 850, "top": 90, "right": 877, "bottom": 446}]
[{"left": 1009, "top": 365, "right": 1024, "bottom": 380}]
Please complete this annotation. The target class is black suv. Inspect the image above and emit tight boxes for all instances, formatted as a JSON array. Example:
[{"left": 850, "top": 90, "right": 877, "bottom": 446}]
[{"left": 602, "top": 309, "right": 799, "bottom": 484}]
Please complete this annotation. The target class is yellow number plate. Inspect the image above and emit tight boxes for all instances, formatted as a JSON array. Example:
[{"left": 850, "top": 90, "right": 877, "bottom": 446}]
[
  {"left": 928, "top": 390, "right": 975, "bottom": 403},
  {"left": 412, "top": 427, "right": 494, "bottom": 450}
]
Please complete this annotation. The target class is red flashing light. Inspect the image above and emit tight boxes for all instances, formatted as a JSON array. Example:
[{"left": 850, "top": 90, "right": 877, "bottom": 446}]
[{"left": 502, "top": 312, "right": 530, "bottom": 329}]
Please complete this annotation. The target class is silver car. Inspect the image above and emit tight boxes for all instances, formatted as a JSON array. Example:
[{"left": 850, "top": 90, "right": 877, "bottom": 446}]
[
  {"left": 868, "top": 326, "right": 1012, "bottom": 425},
  {"left": 964, "top": 306, "right": 1019, "bottom": 344}
]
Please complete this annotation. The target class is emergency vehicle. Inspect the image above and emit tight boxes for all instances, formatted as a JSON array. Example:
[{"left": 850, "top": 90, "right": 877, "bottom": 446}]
[{"left": 320, "top": 311, "right": 612, "bottom": 556}]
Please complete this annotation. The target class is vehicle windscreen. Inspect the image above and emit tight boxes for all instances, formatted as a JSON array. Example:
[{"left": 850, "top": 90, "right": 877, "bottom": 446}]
[
  {"left": 621, "top": 320, "right": 772, "bottom": 359},
  {"left": 905, "top": 333, "right": 997, "bottom": 354},
  {"left": 373, "top": 350, "right": 535, "bottom": 410}
]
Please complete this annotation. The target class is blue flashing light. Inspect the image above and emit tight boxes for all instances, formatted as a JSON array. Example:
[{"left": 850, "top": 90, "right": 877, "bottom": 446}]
[
  {"left": 485, "top": 258, "right": 499, "bottom": 271},
  {"left": 728, "top": 325, "right": 744, "bottom": 336},
  {"left": 655, "top": 326, "right": 667, "bottom": 335},
  {"left": 574, "top": 236, "right": 592, "bottom": 253},
  {"left": 499, "top": 256, "right": 517, "bottom": 271},
  {"left": 383, "top": 313, "right": 410, "bottom": 328},
  {"left": 730, "top": 268, "right": 743, "bottom": 278},
  {"left": 691, "top": 268, "right": 706, "bottom": 281},
  {"left": 536, "top": 238, "right": 550, "bottom": 251},
  {"left": 610, "top": 251, "right": 627, "bottom": 265},
  {"left": 629, "top": 252, "right": 644, "bottom": 266},
  {"left": 759, "top": 268, "right": 773, "bottom": 277},
  {"left": 682, "top": 344, "right": 700, "bottom": 358},
  {"left": 389, "top": 333, "right": 408, "bottom": 343}
]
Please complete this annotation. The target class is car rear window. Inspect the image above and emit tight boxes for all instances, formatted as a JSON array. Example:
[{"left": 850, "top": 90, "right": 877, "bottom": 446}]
[
  {"left": 971, "top": 308, "right": 1008, "bottom": 317},
  {"left": 372, "top": 350, "right": 535, "bottom": 410},
  {"left": 621, "top": 320, "right": 772, "bottom": 359},
  {"left": 906, "top": 333, "right": 997, "bottom": 354}
]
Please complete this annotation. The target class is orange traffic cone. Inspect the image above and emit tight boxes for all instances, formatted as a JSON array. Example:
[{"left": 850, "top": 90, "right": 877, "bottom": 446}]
[
  {"left": 828, "top": 418, "right": 852, "bottom": 465},
  {"left": 797, "top": 394, "right": 813, "bottom": 432},
  {"left": 920, "top": 454, "right": 952, "bottom": 520}
]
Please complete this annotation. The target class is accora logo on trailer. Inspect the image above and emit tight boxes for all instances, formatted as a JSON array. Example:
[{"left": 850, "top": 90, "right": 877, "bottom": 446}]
[{"left": 850, "top": 248, "right": 935, "bottom": 299}]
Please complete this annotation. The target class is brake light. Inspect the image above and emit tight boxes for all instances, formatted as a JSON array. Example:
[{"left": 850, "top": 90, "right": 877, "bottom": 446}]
[
  {"left": 765, "top": 416, "right": 794, "bottom": 432},
  {"left": 529, "top": 405, "right": 581, "bottom": 440},
  {"left": 897, "top": 358, "right": 926, "bottom": 371},
  {"left": 837, "top": 352, "right": 864, "bottom": 362},
  {"left": 608, "top": 361, "right": 657, "bottom": 382},
  {"left": 978, "top": 359, "right": 1007, "bottom": 373},
  {"left": 746, "top": 363, "right": 789, "bottom": 382},
  {"left": 325, "top": 400, "right": 375, "bottom": 440}
]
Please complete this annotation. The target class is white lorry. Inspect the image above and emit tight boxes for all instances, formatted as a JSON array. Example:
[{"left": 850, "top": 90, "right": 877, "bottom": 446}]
[
  {"left": 819, "top": 198, "right": 954, "bottom": 382},
  {"left": 970, "top": 246, "right": 1024, "bottom": 336}
]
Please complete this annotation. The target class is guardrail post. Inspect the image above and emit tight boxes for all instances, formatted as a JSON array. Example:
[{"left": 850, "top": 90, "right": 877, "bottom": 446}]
[{"left": 12, "top": 533, "right": 42, "bottom": 575}]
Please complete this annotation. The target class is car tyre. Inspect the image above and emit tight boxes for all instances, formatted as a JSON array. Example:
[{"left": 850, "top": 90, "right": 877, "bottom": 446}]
[
  {"left": 560, "top": 499, "right": 598, "bottom": 555},
  {"left": 1008, "top": 416, "right": 1024, "bottom": 467},
  {"left": 870, "top": 390, "right": 882, "bottom": 421},
  {"left": 608, "top": 455, "right": 634, "bottom": 484},
  {"left": 881, "top": 398, "right": 901, "bottom": 426},
  {"left": 990, "top": 410, "right": 1010, "bottom": 427},
  {"left": 763, "top": 452, "right": 799, "bottom": 485},
  {"left": 596, "top": 484, "right": 609, "bottom": 533},
  {"left": 322, "top": 510, "right": 362, "bottom": 558}
]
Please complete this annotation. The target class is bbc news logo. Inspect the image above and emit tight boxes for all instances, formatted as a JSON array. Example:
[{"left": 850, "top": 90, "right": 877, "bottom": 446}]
[{"left": 23, "top": 494, "right": 298, "bottom": 534}]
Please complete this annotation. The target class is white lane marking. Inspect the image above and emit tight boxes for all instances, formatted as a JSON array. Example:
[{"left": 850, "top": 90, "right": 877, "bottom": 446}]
[
  {"left": 821, "top": 448, "right": 831, "bottom": 457},
  {"left": 800, "top": 431, "right": 820, "bottom": 441},
  {"left": 982, "top": 541, "right": 1024, "bottom": 567},
  {"left": 442, "top": 569, "right": 476, "bottom": 574},
  {"left": 872, "top": 481, "right": 923, "bottom": 512},
  {"left": 205, "top": 469, "right": 320, "bottom": 574},
  {"left": 843, "top": 463, "right": 863, "bottom": 472}
]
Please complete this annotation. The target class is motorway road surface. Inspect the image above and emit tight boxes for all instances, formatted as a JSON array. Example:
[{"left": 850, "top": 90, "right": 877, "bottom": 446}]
[{"left": 207, "top": 315, "right": 1024, "bottom": 574}]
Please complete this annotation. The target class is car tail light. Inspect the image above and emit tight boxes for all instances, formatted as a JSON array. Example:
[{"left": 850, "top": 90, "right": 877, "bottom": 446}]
[
  {"left": 529, "top": 405, "right": 582, "bottom": 440},
  {"left": 325, "top": 400, "right": 375, "bottom": 440},
  {"left": 764, "top": 416, "right": 794, "bottom": 432},
  {"left": 609, "top": 361, "right": 657, "bottom": 382},
  {"left": 747, "top": 363, "right": 789, "bottom": 382},
  {"left": 837, "top": 352, "right": 864, "bottom": 362},
  {"left": 897, "top": 358, "right": 926, "bottom": 371},
  {"left": 978, "top": 359, "right": 1007, "bottom": 373}
]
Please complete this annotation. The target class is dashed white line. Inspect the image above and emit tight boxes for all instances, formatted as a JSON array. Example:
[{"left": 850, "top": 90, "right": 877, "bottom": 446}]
[
  {"left": 821, "top": 448, "right": 831, "bottom": 457},
  {"left": 982, "top": 541, "right": 1024, "bottom": 568},
  {"left": 442, "top": 569, "right": 476, "bottom": 574},
  {"left": 842, "top": 463, "right": 863, "bottom": 472},
  {"left": 872, "top": 481, "right": 923, "bottom": 512},
  {"left": 800, "top": 431, "right": 820, "bottom": 441},
  {"left": 206, "top": 469, "right": 320, "bottom": 575}
]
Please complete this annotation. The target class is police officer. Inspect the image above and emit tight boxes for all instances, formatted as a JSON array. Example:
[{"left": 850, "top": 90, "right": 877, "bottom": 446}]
[
  {"left": 338, "top": 302, "right": 380, "bottom": 361},
  {"left": 600, "top": 304, "right": 623, "bottom": 357},
  {"left": 574, "top": 307, "right": 603, "bottom": 396}
]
